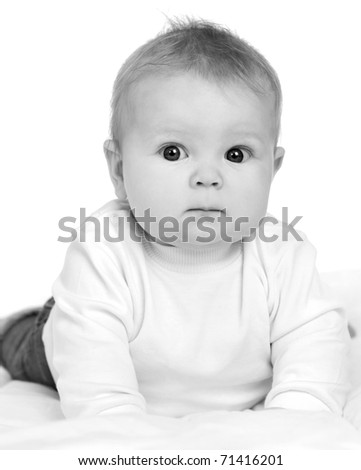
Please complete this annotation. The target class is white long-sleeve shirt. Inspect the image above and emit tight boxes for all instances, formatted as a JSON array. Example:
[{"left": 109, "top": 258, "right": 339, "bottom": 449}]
[{"left": 43, "top": 200, "right": 350, "bottom": 418}]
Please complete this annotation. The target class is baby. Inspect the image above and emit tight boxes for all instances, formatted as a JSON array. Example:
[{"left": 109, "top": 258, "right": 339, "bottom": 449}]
[{"left": 0, "top": 18, "right": 350, "bottom": 418}]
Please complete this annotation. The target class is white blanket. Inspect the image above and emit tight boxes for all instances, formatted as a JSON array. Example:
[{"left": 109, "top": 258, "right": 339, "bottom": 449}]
[{"left": 1, "top": 271, "right": 361, "bottom": 449}]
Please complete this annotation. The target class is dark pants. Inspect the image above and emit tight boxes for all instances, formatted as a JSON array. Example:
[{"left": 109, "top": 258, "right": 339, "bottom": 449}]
[{"left": 0, "top": 297, "right": 56, "bottom": 389}]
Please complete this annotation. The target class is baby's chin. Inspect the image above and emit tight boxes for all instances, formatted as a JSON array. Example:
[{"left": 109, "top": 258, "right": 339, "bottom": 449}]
[{"left": 153, "top": 223, "right": 245, "bottom": 247}]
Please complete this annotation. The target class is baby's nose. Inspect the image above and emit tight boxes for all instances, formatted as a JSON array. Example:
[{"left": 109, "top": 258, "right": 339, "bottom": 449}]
[{"left": 191, "top": 167, "right": 223, "bottom": 189}]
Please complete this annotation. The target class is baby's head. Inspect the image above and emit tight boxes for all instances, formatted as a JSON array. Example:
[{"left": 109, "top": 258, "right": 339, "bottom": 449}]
[{"left": 104, "top": 18, "right": 285, "bottom": 247}]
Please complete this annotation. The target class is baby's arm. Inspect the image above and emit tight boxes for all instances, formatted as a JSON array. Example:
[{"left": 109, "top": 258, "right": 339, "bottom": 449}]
[
  {"left": 44, "top": 239, "right": 146, "bottom": 418},
  {"left": 265, "top": 235, "right": 350, "bottom": 413}
]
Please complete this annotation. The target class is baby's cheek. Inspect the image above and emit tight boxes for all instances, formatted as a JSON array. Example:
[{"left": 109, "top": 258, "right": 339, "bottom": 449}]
[{"left": 228, "top": 188, "right": 270, "bottom": 233}]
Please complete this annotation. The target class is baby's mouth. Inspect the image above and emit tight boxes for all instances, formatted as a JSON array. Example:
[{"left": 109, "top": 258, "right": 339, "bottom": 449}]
[{"left": 187, "top": 208, "right": 226, "bottom": 213}]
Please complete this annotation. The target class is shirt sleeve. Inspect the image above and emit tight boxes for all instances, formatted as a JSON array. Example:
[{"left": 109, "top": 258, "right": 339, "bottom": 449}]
[
  {"left": 45, "top": 238, "right": 146, "bottom": 418},
  {"left": 264, "top": 234, "right": 351, "bottom": 414}
]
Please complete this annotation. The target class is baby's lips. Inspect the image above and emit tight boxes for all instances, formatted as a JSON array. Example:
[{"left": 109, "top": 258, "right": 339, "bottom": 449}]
[{"left": 187, "top": 207, "right": 226, "bottom": 212}]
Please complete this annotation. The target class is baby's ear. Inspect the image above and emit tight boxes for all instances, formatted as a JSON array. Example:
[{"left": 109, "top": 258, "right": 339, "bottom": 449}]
[
  {"left": 103, "top": 139, "right": 128, "bottom": 202},
  {"left": 273, "top": 146, "right": 285, "bottom": 176}
]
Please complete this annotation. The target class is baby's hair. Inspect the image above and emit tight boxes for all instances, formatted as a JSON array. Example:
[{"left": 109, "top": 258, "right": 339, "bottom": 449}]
[{"left": 110, "top": 17, "right": 282, "bottom": 147}]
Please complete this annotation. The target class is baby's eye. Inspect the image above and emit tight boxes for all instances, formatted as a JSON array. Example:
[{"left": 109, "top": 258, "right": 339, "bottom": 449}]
[
  {"left": 225, "top": 147, "right": 252, "bottom": 163},
  {"left": 161, "top": 145, "right": 187, "bottom": 161}
]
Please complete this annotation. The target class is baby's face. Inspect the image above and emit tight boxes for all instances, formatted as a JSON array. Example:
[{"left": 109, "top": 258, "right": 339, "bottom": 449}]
[{"left": 117, "top": 72, "right": 284, "bottom": 247}]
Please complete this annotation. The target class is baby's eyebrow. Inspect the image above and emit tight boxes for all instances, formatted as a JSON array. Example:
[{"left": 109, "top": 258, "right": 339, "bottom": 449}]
[
  {"left": 144, "top": 128, "right": 193, "bottom": 144},
  {"left": 150, "top": 127, "right": 190, "bottom": 136},
  {"left": 226, "top": 130, "right": 262, "bottom": 140},
  {"left": 225, "top": 130, "right": 270, "bottom": 147},
  {"left": 152, "top": 128, "right": 261, "bottom": 138}
]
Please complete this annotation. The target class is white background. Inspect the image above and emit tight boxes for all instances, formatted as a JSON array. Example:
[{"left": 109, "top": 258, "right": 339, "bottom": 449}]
[{"left": 0, "top": 0, "right": 360, "bottom": 315}]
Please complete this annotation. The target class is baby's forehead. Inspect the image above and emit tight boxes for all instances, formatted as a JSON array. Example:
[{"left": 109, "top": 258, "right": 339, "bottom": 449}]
[
  {"left": 130, "top": 73, "right": 276, "bottom": 122},
  {"left": 129, "top": 72, "right": 273, "bottom": 111},
  {"left": 118, "top": 74, "right": 277, "bottom": 147}
]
